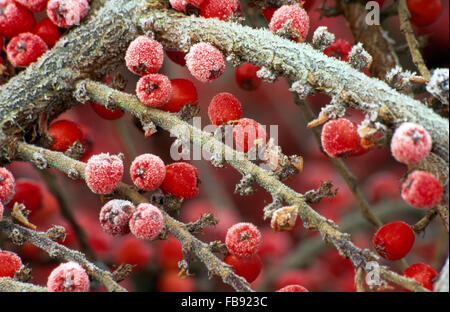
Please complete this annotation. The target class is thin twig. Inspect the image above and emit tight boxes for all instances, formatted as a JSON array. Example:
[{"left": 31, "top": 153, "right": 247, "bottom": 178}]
[{"left": 412, "top": 208, "right": 438, "bottom": 233}]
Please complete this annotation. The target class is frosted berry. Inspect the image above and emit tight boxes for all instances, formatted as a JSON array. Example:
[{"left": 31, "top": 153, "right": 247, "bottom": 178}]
[
  {"left": 224, "top": 254, "right": 262, "bottom": 283},
  {"left": 47, "top": 0, "right": 89, "bottom": 28},
  {"left": 160, "top": 162, "right": 199, "bottom": 199},
  {"left": 125, "top": 36, "right": 164, "bottom": 76},
  {"left": 7, "top": 178, "right": 42, "bottom": 213},
  {"left": 0, "top": 0, "right": 36, "bottom": 39},
  {"left": 390, "top": 122, "right": 432, "bottom": 164},
  {"left": 200, "top": 0, "right": 240, "bottom": 21},
  {"left": 233, "top": 118, "right": 267, "bottom": 153},
  {"left": 136, "top": 74, "right": 173, "bottom": 107},
  {"left": 208, "top": 92, "right": 242, "bottom": 125},
  {"left": 47, "top": 262, "right": 90, "bottom": 292},
  {"left": 324, "top": 39, "right": 352, "bottom": 62},
  {"left": 276, "top": 285, "right": 309, "bottom": 292},
  {"left": 33, "top": 18, "right": 61, "bottom": 48},
  {"left": 160, "top": 79, "right": 198, "bottom": 113},
  {"left": 129, "top": 203, "right": 164, "bottom": 240},
  {"left": 321, "top": 118, "right": 360, "bottom": 158},
  {"left": 89, "top": 101, "right": 124, "bottom": 120},
  {"left": 14, "top": 0, "right": 47, "bottom": 12},
  {"left": 85, "top": 153, "right": 123, "bottom": 194},
  {"left": 403, "top": 263, "right": 438, "bottom": 291},
  {"left": 407, "top": 0, "right": 442, "bottom": 27},
  {"left": 0, "top": 167, "right": 15, "bottom": 205},
  {"left": 99, "top": 200, "right": 135, "bottom": 236},
  {"left": 401, "top": 170, "right": 443, "bottom": 209},
  {"left": 0, "top": 250, "right": 22, "bottom": 277},
  {"left": 6, "top": 32, "right": 47, "bottom": 67},
  {"left": 373, "top": 221, "right": 415, "bottom": 261},
  {"left": 166, "top": 50, "right": 187, "bottom": 67},
  {"left": 170, "top": 0, "right": 204, "bottom": 13},
  {"left": 48, "top": 119, "right": 84, "bottom": 152},
  {"left": 269, "top": 5, "right": 310, "bottom": 42},
  {"left": 130, "top": 154, "right": 166, "bottom": 191},
  {"left": 185, "top": 42, "right": 226, "bottom": 82},
  {"left": 225, "top": 222, "right": 261, "bottom": 258},
  {"left": 235, "top": 64, "right": 262, "bottom": 91}
]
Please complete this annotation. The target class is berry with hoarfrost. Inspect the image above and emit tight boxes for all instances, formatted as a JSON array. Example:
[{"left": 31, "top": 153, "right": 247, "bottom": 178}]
[
  {"left": 269, "top": 5, "right": 310, "bottom": 42},
  {"left": 0, "top": 250, "right": 22, "bottom": 277},
  {"left": 33, "top": 17, "right": 61, "bottom": 48},
  {"left": 208, "top": 92, "right": 242, "bottom": 125},
  {"left": 125, "top": 36, "right": 164, "bottom": 76},
  {"left": 48, "top": 120, "right": 84, "bottom": 153},
  {"left": 130, "top": 154, "right": 166, "bottom": 191},
  {"left": 401, "top": 170, "right": 443, "bottom": 209},
  {"left": 224, "top": 254, "right": 262, "bottom": 283},
  {"left": 47, "top": 262, "right": 90, "bottom": 292},
  {"left": 276, "top": 285, "right": 309, "bottom": 292},
  {"left": 403, "top": 262, "right": 438, "bottom": 291},
  {"left": 200, "top": 0, "right": 240, "bottom": 21},
  {"left": 321, "top": 118, "right": 360, "bottom": 158},
  {"left": 84, "top": 153, "right": 123, "bottom": 194},
  {"left": 0, "top": 167, "right": 15, "bottom": 205},
  {"left": 225, "top": 222, "right": 261, "bottom": 258},
  {"left": 160, "top": 162, "right": 199, "bottom": 199},
  {"left": 136, "top": 74, "right": 173, "bottom": 107},
  {"left": 47, "top": 0, "right": 89, "bottom": 28},
  {"left": 373, "top": 221, "right": 415, "bottom": 260},
  {"left": 0, "top": 0, "right": 36, "bottom": 39},
  {"left": 14, "top": 0, "right": 47, "bottom": 12},
  {"left": 390, "top": 122, "right": 432, "bottom": 164},
  {"left": 160, "top": 79, "right": 198, "bottom": 113},
  {"left": 185, "top": 42, "right": 226, "bottom": 82},
  {"left": 233, "top": 118, "right": 267, "bottom": 153},
  {"left": 99, "top": 199, "right": 135, "bottom": 236},
  {"left": 129, "top": 203, "right": 165, "bottom": 240},
  {"left": 6, "top": 32, "right": 47, "bottom": 67}
]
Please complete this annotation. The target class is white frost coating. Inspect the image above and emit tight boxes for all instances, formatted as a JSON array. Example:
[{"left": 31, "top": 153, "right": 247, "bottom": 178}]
[{"left": 427, "top": 68, "right": 449, "bottom": 105}]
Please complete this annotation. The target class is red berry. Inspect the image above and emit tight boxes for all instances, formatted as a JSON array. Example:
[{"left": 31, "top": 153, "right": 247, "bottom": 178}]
[
  {"left": 401, "top": 170, "right": 443, "bottom": 209},
  {"left": 136, "top": 74, "right": 173, "bottom": 107},
  {"left": 403, "top": 262, "right": 438, "bottom": 291},
  {"left": 160, "top": 79, "right": 198, "bottom": 113},
  {"left": 262, "top": 7, "right": 276, "bottom": 22},
  {"left": 160, "top": 162, "right": 199, "bottom": 199},
  {"left": 200, "top": 0, "right": 240, "bottom": 21},
  {"left": 84, "top": 153, "right": 123, "bottom": 194},
  {"left": 7, "top": 178, "right": 42, "bottom": 213},
  {"left": 157, "top": 270, "right": 196, "bottom": 292},
  {"left": 14, "top": 0, "right": 47, "bottom": 12},
  {"left": 47, "top": 0, "right": 89, "bottom": 28},
  {"left": 0, "top": 250, "right": 22, "bottom": 277},
  {"left": 390, "top": 122, "right": 432, "bottom": 164},
  {"left": 321, "top": 118, "right": 360, "bottom": 158},
  {"left": 169, "top": 0, "right": 204, "bottom": 13},
  {"left": 115, "top": 236, "right": 153, "bottom": 270},
  {"left": 276, "top": 284, "right": 309, "bottom": 292},
  {"left": 99, "top": 199, "right": 135, "bottom": 236},
  {"left": 165, "top": 50, "right": 187, "bottom": 67},
  {"left": 324, "top": 39, "right": 352, "bottom": 62},
  {"left": 232, "top": 118, "right": 267, "bottom": 153},
  {"left": 47, "top": 262, "right": 90, "bottom": 292},
  {"left": 130, "top": 154, "right": 166, "bottom": 191},
  {"left": 0, "top": 167, "right": 15, "bottom": 205},
  {"left": 129, "top": 203, "right": 164, "bottom": 240},
  {"left": 158, "top": 235, "right": 183, "bottom": 270},
  {"left": 185, "top": 42, "right": 226, "bottom": 82},
  {"left": 48, "top": 119, "right": 84, "bottom": 152},
  {"left": 225, "top": 222, "right": 261, "bottom": 258},
  {"left": 208, "top": 92, "right": 242, "bottom": 126},
  {"left": 373, "top": 221, "right": 415, "bottom": 260},
  {"left": 407, "top": 0, "right": 442, "bottom": 27},
  {"left": 269, "top": 5, "right": 310, "bottom": 42},
  {"left": 125, "top": 36, "right": 164, "bottom": 76},
  {"left": 33, "top": 17, "right": 61, "bottom": 48},
  {"left": 89, "top": 101, "right": 125, "bottom": 120},
  {"left": 6, "top": 32, "right": 47, "bottom": 67},
  {"left": 235, "top": 63, "right": 262, "bottom": 91},
  {"left": 224, "top": 254, "right": 262, "bottom": 283},
  {"left": 0, "top": 0, "right": 36, "bottom": 39}
]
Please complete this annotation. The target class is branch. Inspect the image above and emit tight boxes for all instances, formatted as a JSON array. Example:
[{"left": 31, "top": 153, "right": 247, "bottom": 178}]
[
  {"left": 0, "top": 219, "right": 126, "bottom": 292},
  {"left": 0, "top": 278, "right": 47, "bottom": 292},
  {"left": 73, "top": 79, "right": 429, "bottom": 292}
]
